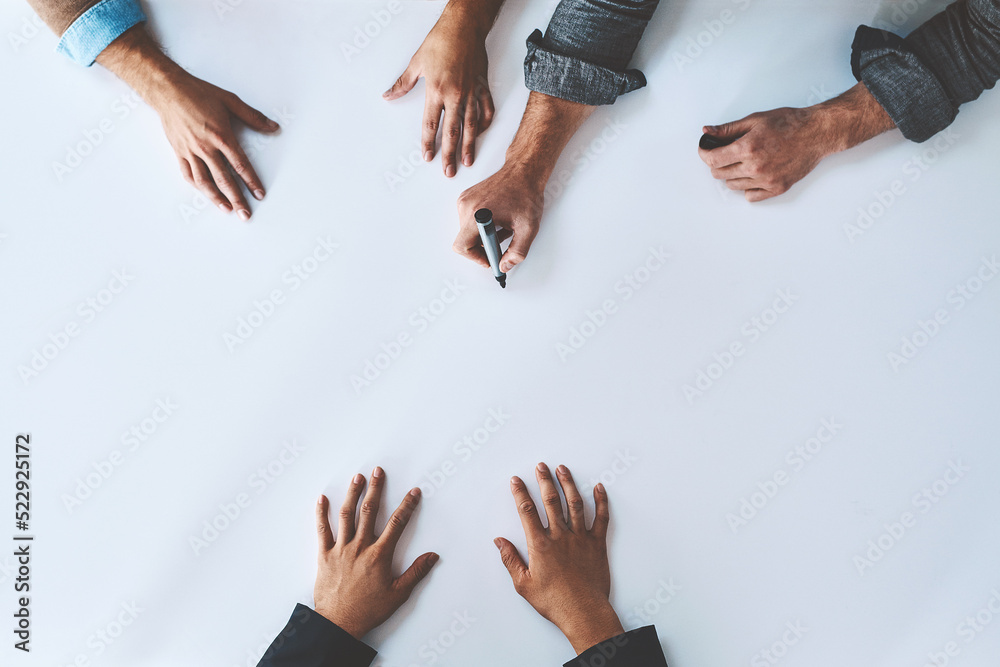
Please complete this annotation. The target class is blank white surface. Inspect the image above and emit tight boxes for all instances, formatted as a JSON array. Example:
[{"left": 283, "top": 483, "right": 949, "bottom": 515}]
[{"left": 2, "top": 1, "right": 1000, "bottom": 666}]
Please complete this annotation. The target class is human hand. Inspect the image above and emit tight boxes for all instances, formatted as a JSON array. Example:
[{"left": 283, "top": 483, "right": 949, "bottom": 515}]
[
  {"left": 494, "top": 463, "right": 623, "bottom": 654},
  {"left": 313, "top": 467, "right": 439, "bottom": 639},
  {"left": 150, "top": 71, "right": 279, "bottom": 220},
  {"left": 383, "top": 4, "right": 496, "bottom": 177},
  {"left": 454, "top": 164, "right": 542, "bottom": 273},
  {"left": 700, "top": 83, "right": 895, "bottom": 202}
]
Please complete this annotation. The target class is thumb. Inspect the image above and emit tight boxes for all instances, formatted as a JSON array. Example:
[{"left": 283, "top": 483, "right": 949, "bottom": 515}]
[
  {"left": 499, "top": 225, "right": 537, "bottom": 274},
  {"left": 227, "top": 94, "right": 279, "bottom": 133},
  {"left": 493, "top": 537, "right": 528, "bottom": 584},
  {"left": 703, "top": 116, "right": 754, "bottom": 139},
  {"left": 396, "top": 552, "right": 439, "bottom": 594},
  {"left": 383, "top": 65, "right": 420, "bottom": 100}
]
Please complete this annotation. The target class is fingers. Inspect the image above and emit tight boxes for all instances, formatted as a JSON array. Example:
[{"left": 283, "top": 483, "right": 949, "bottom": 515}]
[
  {"left": 724, "top": 177, "right": 756, "bottom": 192},
  {"left": 534, "top": 463, "right": 567, "bottom": 532},
  {"left": 337, "top": 473, "right": 366, "bottom": 544},
  {"left": 745, "top": 188, "right": 775, "bottom": 203},
  {"left": 460, "top": 99, "right": 478, "bottom": 168},
  {"left": 378, "top": 487, "right": 422, "bottom": 551},
  {"left": 316, "top": 494, "right": 335, "bottom": 552},
  {"left": 451, "top": 223, "right": 490, "bottom": 268},
  {"left": 699, "top": 120, "right": 753, "bottom": 169},
  {"left": 219, "top": 141, "right": 266, "bottom": 202},
  {"left": 383, "top": 64, "right": 420, "bottom": 101},
  {"left": 357, "top": 466, "right": 385, "bottom": 542},
  {"left": 591, "top": 482, "right": 610, "bottom": 538},
  {"left": 204, "top": 152, "right": 251, "bottom": 221},
  {"left": 395, "top": 551, "right": 440, "bottom": 595},
  {"left": 226, "top": 93, "right": 279, "bottom": 134},
  {"left": 710, "top": 163, "right": 748, "bottom": 180},
  {"left": 440, "top": 100, "right": 463, "bottom": 178},
  {"left": 499, "top": 224, "right": 538, "bottom": 274},
  {"left": 477, "top": 84, "right": 495, "bottom": 132},
  {"left": 510, "top": 476, "right": 545, "bottom": 542},
  {"left": 189, "top": 157, "right": 230, "bottom": 213},
  {"left": 421, "top": 96, "right": 443, "bottom": 163},
  {"left": 555, "top": 465, "right": 586, "bottom": 533},
  {"left": 493, "top": 537, "right": 528, "bottom": 589}
]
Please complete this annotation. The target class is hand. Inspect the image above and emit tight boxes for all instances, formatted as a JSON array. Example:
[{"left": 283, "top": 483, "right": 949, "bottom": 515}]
[
  {"left": 313, "top": 467, "right": 439, "bottom": 639},
  {"left": 149, "top": 72, "right": 279, "bottom": 220},
  {"left": 454, "top": 164, "right": 542, "bottom": 273},
  {"left": 700, "top": 83, "right": 895, "bottom": 202},
  {"left": 383, "top": 3, "right": 496, "bottom": 177},
  {"left": 95, "top": 25, "right": 279, "bottom": 220},
  {"left": 494, "top": 463, "right": 624, "bottom": 655}
]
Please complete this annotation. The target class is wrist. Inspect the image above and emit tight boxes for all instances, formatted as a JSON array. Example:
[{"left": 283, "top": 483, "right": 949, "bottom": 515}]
[
  {"left": 314, "top": 604, "right": 367, "bottom": 641},
  {"left": 813, "top": 83, "right": 894, "bottom": 155},
  {"left": 441, "top": 0, "right": 500, "bottom": 42},
  {"left": 96, "top": 25, "right": 186, "bottom": 112},
  {"left": 560, "top": 601, "right": 625, "bottom": 655}
]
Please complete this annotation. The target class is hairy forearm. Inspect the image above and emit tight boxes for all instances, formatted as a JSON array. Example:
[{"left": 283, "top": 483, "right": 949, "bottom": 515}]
[
  {"left": 815, "top": 82, "right": 896, "bottom": 155},
  {"left": 442, "top": 0, "right": 506, "bottom": 40},
  {"left": 504, "top": 92, "right": 596, "bottom": 184},
  {"left": 95, "top": 25, "right": 184, "bottom": 112}
]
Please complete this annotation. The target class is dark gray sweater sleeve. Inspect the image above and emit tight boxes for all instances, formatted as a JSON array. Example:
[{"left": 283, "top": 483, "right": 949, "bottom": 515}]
[{"left": 851, "top": 0, "right": 1000, "bottom": 142}]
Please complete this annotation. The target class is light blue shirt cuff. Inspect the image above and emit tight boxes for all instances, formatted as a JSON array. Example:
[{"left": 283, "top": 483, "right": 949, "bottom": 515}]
[{"left": 56, "top": 0, "right": 147, "bottom": 67}]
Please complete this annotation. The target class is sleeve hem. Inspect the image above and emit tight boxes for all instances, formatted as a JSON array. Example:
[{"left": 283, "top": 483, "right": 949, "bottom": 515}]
[
  {"left": 56, "top": 0, "right": 147, "bottom": 67},
  {"left": 850, "top": 25, "right": 956, "bottom": 143},
  {"left": 524, "top": 29, "right": 646, "bottom": 106}
]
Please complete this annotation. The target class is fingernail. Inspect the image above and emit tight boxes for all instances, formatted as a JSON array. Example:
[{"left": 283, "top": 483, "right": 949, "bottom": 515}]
[
  {"left": 493, "top": 538, "right": 501, "bottom": 549},
  {"left": 267, "top": 119, "right": 279, "bottom": 129},
  {"left": 317, "top": 494, "right": 325, "bottom": 504},
  {"left": 428, "top": 553, "right": 440, "bottom": 564},
  {"left": 353, "top": 473, "right": 363, "bottom": 484},
  {"left": 536, "top": 462, "right": 547, "bottom": 472},
  {"left": 237, "top": 209, "right": 250, "bottom": 222},
  {"left": 423, "top": 151, "right": 433, "bottom": 162},
  {"left": 409, "top": 487, "right": 421, "bottom": 497},
  {"left": 596, "top": 483, "right": 606, "bottom": 494},
  {"left": 463, "top": 155, "right": 472, "bottom": 167},
  {"left": 253, "top": 189, "right": 265, "bottom": 201},
  {"left": 445, "top": 165, "right": 455, "bottom": 178},
  {"left": 372, "top": 466, "right": 383, "bottom": 478},
  {"left": 557, "top": 465, "right": 568, "bottom": 475},
  {"left": 510, "top": 476, "right": 518, "bottom": 488},
  {"left": 499, "top": 262, "right": 511, "bottom": 273},
  {"left": 218, "top": 203, "right": 230, "bottom": 212}
]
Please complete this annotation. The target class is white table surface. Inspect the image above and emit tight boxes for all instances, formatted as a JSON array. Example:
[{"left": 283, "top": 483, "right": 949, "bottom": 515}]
[{"left": 2, "top": 1, "right": 999, "bottom": 666}]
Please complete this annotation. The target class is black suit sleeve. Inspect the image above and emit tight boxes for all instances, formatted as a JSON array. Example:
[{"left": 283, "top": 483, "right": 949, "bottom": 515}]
[
  {"left": 257, "top": 604, "right": 378, "bottom": 667},
  {"left": 563, "top": 626, "right": 668, "bottom": 667}
]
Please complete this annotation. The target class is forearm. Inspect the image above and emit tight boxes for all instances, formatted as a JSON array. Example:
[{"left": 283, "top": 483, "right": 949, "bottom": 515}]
[
  {"left": 504, "top": 92, "right": 596, "bottom": 185},
  {"left": 561, "top": 601, "right": 625, "bottom": 655},
  {"left": 26, "top": 0, "right": 100, "bottom": 36},
  {"left": 441, "top": 0, "right": 506, "bottom": 40},
  {"left": 94, "top": 25, "right": 184, "bottom": 113},
  {"left": 814, "top": 82, "right": 896, "bottom": 156}
]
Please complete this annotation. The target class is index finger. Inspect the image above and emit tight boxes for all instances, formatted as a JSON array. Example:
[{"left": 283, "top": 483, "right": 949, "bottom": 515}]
[
  {"left": 378, "top": 487, "right": 422, "bottom": 551},
  {"left": 452, "top": 223, "right": 490, "bottom": 268},
  {"left": 700, "top": 141, "right": 746, "bottom": 169},
  {"left": 510, "top": 476, "right": 545, "bottom": 542},
  {"left": 219, "top": 140, "right": 266, "bottom": 202}
]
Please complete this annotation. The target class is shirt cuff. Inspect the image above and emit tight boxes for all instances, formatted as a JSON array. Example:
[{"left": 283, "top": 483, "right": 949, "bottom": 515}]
[
  {"left": 850, "top": 25, "right": 956, "bottom": 143},
  {"left": 563, "top": 626, "right": 668, "bottom": 667},
  {"left": 524, "top": 29, "right": 647, "bottom": 106},
  {"left": 56, "top": 0, "right": 147, "bottom": 67},
  {"left": 260, "top": 604, "right": 377, "bottom": 667}
]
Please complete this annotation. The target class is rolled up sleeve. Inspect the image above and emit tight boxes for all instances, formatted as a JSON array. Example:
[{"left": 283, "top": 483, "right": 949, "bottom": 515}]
[
  {"left": 851, "top": 0, "right": 1000, "bottom": 142},
  {"left": 524, "top": 0, "right": 661, "bottom": 105},
  {"left": 56, "top": 0, "right": 146, "bottom": 67}
]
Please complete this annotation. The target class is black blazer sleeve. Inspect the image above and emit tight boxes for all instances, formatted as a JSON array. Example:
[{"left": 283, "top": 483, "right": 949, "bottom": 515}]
[
  {"left": 563, "top": 626, "right": 668, "bottom": 667},
  {"left": 257, "top": 604, "right": 378, "bottom": 667}
]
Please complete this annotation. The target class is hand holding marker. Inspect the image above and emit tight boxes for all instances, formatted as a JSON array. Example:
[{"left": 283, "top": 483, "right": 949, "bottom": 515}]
[
  {"left": 475, "top": 208, "right": 507, "bottom": 289},
  {"left": 699, "top": 133, "right": 737, "bottom": 150}
]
